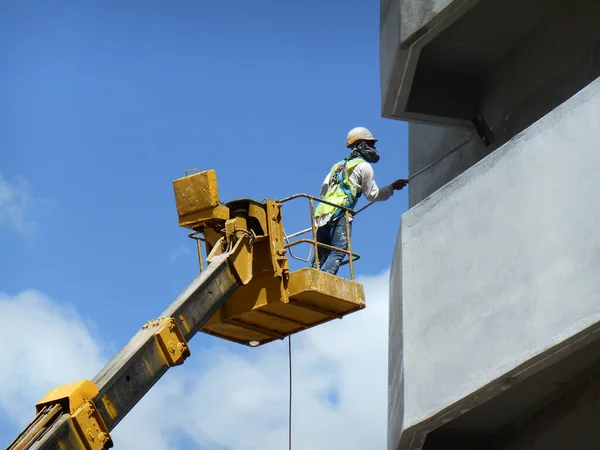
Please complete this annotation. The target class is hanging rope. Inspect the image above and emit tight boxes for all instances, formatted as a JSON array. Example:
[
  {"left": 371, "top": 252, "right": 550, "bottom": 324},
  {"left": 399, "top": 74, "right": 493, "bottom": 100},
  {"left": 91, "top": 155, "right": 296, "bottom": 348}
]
[{"left": 288, "top": 336, "right": 292, "bottom": 450}]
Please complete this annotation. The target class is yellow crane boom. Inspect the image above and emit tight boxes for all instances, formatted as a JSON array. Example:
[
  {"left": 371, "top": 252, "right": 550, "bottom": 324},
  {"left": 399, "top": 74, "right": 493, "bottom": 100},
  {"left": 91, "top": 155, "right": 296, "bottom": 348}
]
[{"left": 6, "top": 169, "right": 366, "bottom": 450}]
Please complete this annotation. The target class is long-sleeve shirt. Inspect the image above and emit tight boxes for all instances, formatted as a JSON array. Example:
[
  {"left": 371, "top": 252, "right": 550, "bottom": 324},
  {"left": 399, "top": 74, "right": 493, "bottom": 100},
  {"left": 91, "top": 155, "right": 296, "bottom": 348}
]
[{"left": 315, "top": 161, "right": 394, "bottom": 227}]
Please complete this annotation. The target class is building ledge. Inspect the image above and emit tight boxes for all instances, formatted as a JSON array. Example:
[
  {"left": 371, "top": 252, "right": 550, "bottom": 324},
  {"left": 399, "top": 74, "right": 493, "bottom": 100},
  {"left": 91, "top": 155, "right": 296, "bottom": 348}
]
[
  {"left": 380, "top": 0, "right": 600, "bottom": 130},
  {"left": 388, "top": 75, "right": 600, "bottom": 449}
]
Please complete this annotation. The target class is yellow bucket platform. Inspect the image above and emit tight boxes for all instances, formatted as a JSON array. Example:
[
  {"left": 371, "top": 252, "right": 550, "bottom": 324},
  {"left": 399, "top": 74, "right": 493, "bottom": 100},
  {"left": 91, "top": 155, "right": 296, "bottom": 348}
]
[
  {"left": 202, "top": 268, "right": 365, "bottom": 346},
  {"left": 172, "top": 168, "right": 366, "bottom": 347}
]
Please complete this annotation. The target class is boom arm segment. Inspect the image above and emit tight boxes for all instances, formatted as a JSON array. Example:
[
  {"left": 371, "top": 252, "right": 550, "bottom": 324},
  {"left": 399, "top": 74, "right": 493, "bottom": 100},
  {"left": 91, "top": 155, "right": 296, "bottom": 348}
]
[{"left": 7, "top": 239, "right": 249, "bottom": 450}]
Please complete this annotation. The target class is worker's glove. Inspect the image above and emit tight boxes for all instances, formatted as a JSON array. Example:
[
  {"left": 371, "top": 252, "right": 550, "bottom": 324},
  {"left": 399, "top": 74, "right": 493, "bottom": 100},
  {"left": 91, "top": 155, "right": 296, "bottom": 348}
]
[{"left": 392, "top": 179, "right": 409, "bottom": 190}]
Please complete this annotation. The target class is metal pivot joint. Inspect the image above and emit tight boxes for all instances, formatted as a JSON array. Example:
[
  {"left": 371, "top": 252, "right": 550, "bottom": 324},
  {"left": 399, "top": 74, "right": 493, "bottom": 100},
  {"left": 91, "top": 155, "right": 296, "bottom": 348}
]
[
  {"left": 8, "top": 380, "right": 114, "bottom": 450},
  {"left": 142, "top": 317, "right": 191, "bottom": 367}
]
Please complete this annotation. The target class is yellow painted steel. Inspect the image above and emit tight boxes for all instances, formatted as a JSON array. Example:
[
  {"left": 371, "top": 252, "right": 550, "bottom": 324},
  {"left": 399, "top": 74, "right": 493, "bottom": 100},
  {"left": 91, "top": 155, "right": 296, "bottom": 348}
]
[
  {"left": 173, "top": 169, "right": 228, "bottom": 229},
  {"left": 70, "top": 400, "right": 112, "bottom": 450},
  {"left": 35, "top": 380, "right": 112, "bottom": 450},
  {"left": 173, "top": 168, "right": 367, "bottom": 347},
  {"left": 226, "top": 235, "right": 254, "bottom": 285},
  {"left": 203, "top": 268, "right": 365, "bottom": 346},
  {"left": 266, "top": 200, "right": 289, "bottom": 279},
  {"left": 143, "top": 317, "right": 191, "bottom": 367},
  {"left": 178, "top": 204, "right": 229, "bottom": 230},
  {"left": 287, "top": 268, "right": 366, "bottom": 313},
  {"left": 36, "top": 380, "right": 99, "bottom": 415},
  {"left": 99, "top": 395, "right": 118, "bottom": 421}
]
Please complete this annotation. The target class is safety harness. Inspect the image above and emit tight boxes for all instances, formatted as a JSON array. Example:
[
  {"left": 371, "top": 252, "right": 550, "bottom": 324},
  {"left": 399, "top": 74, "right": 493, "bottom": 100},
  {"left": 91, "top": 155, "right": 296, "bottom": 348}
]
[{"left": 315, "top": 157, "right": 364, "bottom": 221}]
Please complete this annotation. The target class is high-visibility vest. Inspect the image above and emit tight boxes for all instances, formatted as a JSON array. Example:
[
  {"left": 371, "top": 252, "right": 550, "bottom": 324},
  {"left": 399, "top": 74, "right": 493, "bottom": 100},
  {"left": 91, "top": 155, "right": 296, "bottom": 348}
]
[{"left": 315, "top": 157, "right": 364, "bottom": 221}]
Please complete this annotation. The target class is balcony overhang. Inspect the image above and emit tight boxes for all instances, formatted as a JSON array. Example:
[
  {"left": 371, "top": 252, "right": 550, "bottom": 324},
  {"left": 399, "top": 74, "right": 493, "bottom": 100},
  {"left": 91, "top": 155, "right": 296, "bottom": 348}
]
[{"left": 380, "top": 0, "right": 550, "bottom": 127}]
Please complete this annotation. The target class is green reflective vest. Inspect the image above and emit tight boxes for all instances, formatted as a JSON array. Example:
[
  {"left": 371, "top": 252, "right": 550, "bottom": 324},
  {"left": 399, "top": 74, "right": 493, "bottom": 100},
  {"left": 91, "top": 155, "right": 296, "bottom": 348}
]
[{"left": 315, "top": 157, "right": 365, "bottom": 220}]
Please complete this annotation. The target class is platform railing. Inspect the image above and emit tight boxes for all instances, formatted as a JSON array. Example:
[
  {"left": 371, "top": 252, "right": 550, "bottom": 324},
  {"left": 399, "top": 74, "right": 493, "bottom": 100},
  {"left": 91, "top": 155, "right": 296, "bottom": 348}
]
[
  {"left": 277, "top": 193, "right": 360, "bottom": 280},
  {"left": 186, "top": 194, "right": 360, "bottom": 280}
]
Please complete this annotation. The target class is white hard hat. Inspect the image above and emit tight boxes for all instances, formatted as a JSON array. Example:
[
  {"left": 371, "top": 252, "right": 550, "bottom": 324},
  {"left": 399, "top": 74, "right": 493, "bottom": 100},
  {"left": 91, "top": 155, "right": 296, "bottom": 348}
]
[{"left": 346, "top": 126, "right": 378, "bottom": 148}]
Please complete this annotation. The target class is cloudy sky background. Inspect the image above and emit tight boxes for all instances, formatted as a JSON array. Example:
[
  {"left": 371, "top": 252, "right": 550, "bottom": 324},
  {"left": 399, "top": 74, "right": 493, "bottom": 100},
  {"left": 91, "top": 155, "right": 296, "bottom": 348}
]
[{"left": 0, "top": 2, "right": 408, "bottom": 448}]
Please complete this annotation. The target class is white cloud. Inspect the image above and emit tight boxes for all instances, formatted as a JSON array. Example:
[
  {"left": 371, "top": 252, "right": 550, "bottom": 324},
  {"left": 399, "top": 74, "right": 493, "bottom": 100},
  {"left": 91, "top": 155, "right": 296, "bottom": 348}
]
[
  {"left": 0, "top": 271, "right": 390, "bottom": 450},
  {"left": 0, "top": 173, "right": 37, "bottom": 238},
  {"left": 0, "top": 290, "right": 105, "bottom": 427}
]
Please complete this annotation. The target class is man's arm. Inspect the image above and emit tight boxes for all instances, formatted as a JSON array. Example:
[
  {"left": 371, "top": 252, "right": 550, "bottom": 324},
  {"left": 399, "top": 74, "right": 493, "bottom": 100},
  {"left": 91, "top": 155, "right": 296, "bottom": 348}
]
[
  {"left": 354, "top": 163, "right": 407, "bottom": 202},
  {"left": 355, "top": 163, "right": 393, "bottom": 202}
]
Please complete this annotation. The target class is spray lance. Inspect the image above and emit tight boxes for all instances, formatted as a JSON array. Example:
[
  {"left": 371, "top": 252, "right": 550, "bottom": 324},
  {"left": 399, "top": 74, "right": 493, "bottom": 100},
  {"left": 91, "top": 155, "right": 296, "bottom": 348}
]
[
  {"left": 353, "top": 137, "right": 474, "bottom": 216},
  {"left": 284, "top": 137, "right": 474, "bottom": 241}
]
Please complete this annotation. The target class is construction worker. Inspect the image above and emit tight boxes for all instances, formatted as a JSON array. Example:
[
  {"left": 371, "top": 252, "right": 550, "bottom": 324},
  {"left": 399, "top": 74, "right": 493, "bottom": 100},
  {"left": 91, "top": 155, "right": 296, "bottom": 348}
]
[{"left": 311, "top": 126, "right": 408, "bottom": 275}]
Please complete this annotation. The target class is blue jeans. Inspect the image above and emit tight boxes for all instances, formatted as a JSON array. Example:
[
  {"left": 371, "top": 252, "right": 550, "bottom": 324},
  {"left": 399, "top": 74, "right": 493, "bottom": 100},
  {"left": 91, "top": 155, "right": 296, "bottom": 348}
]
[{"left": 310, "top": 215, "right": 352, "bottom": 275}]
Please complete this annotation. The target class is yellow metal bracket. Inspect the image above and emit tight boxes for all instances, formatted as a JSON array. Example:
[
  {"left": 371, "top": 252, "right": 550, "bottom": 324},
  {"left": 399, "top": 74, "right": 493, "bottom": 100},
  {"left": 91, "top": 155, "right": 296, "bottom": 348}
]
[
  {"left": 172, "top": 169, "right": 366, "bottom": 348},
  {"left": 36, "top": 380, "right": 99, "bottom": 415},
  {"left": 173, "top": 169, "right": 229, "bottom": 230},
  {"left": 71, "top": 400, "right": 113, "bottom": 450},
  {"left": 225, "top": 216, "right": 247, "bottom": 243},
  {"left": 266, "top": 200, "right": 288, "bottom": 279},
  {"left": 227, "top": 233, "right": 253, "bottom": 285},
  {"left": 205, "top": 219, "right": 254, "bottom": 285},
  {"left": 143, "top": 317, "right": 191, "bottom": 367},
  {"left": 35, "top": 380, "right": 113, "bottom": 450}
]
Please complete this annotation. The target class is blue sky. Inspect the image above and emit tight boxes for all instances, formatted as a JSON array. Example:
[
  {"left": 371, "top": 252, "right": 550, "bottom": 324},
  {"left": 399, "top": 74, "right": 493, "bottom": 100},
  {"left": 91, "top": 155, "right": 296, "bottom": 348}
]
[{"left": 0, "top": 2, "right": 408, "bottom": 448}]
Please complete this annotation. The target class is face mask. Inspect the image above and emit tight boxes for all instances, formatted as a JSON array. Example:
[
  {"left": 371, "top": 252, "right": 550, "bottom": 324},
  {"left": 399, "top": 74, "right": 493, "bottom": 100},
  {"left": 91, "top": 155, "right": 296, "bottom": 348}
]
[{"left": 357, "top": 141, "right": 380, "bottom": 163}]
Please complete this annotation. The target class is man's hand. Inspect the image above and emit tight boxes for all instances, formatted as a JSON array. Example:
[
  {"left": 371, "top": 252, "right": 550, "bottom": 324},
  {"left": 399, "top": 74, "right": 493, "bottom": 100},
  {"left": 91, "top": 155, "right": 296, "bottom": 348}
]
[{"left": 392, "top": 179, "right": 409, "bottom": 190}]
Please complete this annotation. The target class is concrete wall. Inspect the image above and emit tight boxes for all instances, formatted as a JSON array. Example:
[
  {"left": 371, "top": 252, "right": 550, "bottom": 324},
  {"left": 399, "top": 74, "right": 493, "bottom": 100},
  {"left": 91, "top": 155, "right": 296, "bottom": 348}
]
[
  {"left": 403, "top": 0, "right": 600, "bottom": 206},
  {"left": 424, "top": 327, "right": 600, "bottom": 449},
  {"left": 388, "top": 75, "right": 600, "bottom": 450},
  {"left": 381, "top": 0, "right": 600, "bottom": 127},
  {"left": 489, "top": 361, "right": 600, "bottom": 450},
  {"left": 407, "top": 124, "right": 485, "bottom": 208},
  {"left": 380, "top": 0, "right": 475, "bottom": 125}
]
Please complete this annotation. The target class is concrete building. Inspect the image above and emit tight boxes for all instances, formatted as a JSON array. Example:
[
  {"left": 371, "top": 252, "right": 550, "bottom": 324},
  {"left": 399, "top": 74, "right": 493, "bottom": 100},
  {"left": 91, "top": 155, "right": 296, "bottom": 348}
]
[{"left": 380, "top": 1, "right": 600, "bottom": 449}]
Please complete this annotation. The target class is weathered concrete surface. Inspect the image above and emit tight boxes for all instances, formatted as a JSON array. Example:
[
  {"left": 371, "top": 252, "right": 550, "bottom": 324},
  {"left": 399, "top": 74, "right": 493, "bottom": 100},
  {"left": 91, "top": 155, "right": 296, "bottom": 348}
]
[
  {"left": 426, "top": 329, "right": 600, "bottom": 448},
  {"left": 381, "top": 0, "right": 600, "bottom": 128},
  {"left": 403, "top": 0, "right": 600, "bottom": 206},
  {"left": 389, "top": 75, "right": 600, "bottom": 450},
  {"left": 380, "top": 0, "right": 474, "bottom": 125},
  {"left": 398, "top": 0, "right": 455, "bottom": 45},
  {"left": 489, "top": 360, "right": 600, "bottom": 450},
  {"left": 407, "top": 124, "right": 487, "bottom": 208}
]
